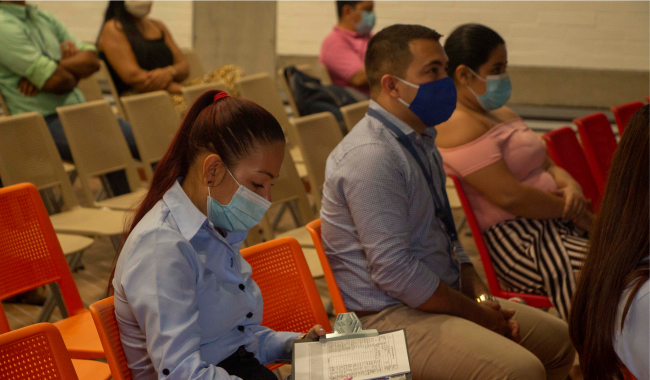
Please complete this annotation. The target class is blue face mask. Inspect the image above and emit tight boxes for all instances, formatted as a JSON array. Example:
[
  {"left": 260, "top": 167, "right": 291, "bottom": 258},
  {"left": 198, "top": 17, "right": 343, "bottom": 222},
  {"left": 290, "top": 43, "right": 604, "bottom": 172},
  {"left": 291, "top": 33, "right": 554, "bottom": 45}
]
[
  {"left": 207, "top": 168, "right": 271, "bottom": 232},
  {"left": 396, "top": 76, "right": 457, "bottom": 127},
  {"left": 466, "top": 68, "right": 512, "bottom": 111},
  {"left": 354, "top": 10, "right": 375, "bottom": 35}
]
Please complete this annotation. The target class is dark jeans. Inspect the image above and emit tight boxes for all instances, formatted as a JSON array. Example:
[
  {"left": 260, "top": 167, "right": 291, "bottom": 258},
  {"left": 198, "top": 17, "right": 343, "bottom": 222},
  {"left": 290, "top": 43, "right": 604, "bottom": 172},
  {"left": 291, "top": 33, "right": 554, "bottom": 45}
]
[
  {"left": 44, "top": 114, "right": 140, "bottom": 196},
  {"left": 217, "top": 346, "right": 277, "bottom": 380}
]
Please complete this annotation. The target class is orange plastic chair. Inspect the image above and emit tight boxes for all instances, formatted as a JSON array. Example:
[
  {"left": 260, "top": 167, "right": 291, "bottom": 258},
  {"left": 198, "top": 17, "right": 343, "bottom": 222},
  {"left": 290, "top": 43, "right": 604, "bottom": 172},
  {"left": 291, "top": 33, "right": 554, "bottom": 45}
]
[
  {"left": 543, "top": 127, "right": 602, "bottom": 211},
  {"left": 305, "top": 219, "right": 348, "bottom": 315},
  {"left": 89, "top": 297, "right": 132, "bottom": 380},
  {"left": 0, "top": 183, "right": 105, "bottom": 359},
  {"left": 0, "top": 323, "right": 110, "bottom": 380},
  {"left": 573, "top": 113, "right": 617, "bottom": 193},
  {"left": 450, "top": 176, "right": 553, "bottom": 308},
  {"left": 611, "top": 101, "right": 644, "bottom": 136},
  {"left": 622, "top": 366, "right": 639, "bottom": 380}
]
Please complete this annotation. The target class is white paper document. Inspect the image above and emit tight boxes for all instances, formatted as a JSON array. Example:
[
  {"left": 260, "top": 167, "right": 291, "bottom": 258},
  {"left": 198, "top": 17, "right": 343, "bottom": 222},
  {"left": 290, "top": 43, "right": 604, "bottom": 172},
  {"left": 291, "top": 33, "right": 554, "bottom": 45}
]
[{"left": 293, "top": 330, "right": 411, "bottom": 380}]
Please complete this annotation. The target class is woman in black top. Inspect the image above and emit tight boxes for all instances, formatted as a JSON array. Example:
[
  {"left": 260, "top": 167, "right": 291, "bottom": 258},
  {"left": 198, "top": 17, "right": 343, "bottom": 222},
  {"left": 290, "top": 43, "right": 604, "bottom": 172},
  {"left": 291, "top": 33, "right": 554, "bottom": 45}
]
[{"left": 97, "top": 1, "right": 189, "bottom": 95}]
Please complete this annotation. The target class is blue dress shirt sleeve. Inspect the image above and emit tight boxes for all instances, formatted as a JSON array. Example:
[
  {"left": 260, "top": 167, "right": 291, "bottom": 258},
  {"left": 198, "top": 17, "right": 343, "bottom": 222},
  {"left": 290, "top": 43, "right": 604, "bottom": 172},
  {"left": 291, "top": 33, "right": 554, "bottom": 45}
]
[
  {"left": 336, "top": 143, "right": 440, "bottom": 308},
  {"left": 121, "top": 228, "right": 242, "bottom": 380},
  {"left": 253, "top": 326, "right": 299, "bottom": 364}
]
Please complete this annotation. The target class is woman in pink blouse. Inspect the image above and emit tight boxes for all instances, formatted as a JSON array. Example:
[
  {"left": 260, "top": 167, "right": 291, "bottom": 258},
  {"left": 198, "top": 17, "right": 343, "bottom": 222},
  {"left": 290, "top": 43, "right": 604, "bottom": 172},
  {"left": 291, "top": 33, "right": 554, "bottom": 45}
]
[{"left": 437, "top": 24, "right": 594, "bottom": 320}]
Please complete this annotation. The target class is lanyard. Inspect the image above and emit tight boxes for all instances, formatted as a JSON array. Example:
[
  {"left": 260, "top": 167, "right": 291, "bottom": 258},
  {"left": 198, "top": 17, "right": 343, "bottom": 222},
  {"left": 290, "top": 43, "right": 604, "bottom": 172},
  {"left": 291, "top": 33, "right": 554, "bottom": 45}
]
[{"left": 368, "top": 108, "right": 459, "bottom": 242}]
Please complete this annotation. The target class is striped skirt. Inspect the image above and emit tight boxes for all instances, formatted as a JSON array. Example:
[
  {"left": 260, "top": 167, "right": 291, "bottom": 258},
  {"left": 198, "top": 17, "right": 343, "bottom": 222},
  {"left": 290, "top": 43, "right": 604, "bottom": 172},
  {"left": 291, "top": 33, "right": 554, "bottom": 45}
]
[{"left": 483, "top": 218, "right": 588, "bottom": 320}]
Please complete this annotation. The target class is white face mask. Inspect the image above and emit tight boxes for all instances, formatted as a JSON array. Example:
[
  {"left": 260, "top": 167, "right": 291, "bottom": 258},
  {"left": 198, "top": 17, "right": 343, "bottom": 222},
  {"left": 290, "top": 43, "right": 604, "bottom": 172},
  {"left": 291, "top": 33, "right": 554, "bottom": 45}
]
[{"left": 124, "top": 1, "right": 153, "bottom": 19}]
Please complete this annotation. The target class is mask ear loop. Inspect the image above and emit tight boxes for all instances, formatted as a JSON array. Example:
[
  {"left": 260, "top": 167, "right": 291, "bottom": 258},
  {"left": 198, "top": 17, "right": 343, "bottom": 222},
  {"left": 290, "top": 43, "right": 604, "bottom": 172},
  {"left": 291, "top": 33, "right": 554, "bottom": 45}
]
[{"left": 394, "top": 77, "right": 419, "bottom": 108}]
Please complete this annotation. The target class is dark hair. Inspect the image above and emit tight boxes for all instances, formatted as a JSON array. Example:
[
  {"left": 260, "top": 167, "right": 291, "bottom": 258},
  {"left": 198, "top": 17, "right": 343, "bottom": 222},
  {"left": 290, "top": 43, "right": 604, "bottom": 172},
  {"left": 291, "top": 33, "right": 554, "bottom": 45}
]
[
  {"left": 444, "top": 23, "right": 505, "bottom": 79},
  {"left": 107, "top": 91, "right": 285, "bottom": 294},
  {"left": 569, "top": 105, "right": 649, "bottom": 380},
  {"left": 365, "top": 24, "right": 442, "bottom": 95},
  {"left": 336, "top": 1, "right": 361, "bottom": 19},
  {"left": 97, "top": 1, "right": 146, "bottom": 50}
]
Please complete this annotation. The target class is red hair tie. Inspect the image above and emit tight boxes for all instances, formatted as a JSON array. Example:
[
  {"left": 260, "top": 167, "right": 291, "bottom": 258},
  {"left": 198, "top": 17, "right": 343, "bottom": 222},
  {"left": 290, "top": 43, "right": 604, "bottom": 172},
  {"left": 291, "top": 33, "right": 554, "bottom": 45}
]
[{"left": 213, "top": 92, "right": 230, "bottom": 102}]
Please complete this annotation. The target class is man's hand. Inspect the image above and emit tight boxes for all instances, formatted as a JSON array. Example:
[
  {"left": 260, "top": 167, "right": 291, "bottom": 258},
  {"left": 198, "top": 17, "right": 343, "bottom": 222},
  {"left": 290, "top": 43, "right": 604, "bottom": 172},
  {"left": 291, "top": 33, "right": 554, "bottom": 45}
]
[
  {"left": 18, "top": 77, "right": 38, "bottom": 97},
  {"left": 299, "top": 325, "right": 328, "bottom": 341},
  {"left": 478, "top": 303, "right": 520, "bottom": 343},
  {"left": 552, "top": 184, "right": 587, "bottom": 221},
  {"left": 141, "top": 68, "right": 174, "bottom": 92},
  {"left": 60, "top": 41, "right": 79, "bottom": 60}
]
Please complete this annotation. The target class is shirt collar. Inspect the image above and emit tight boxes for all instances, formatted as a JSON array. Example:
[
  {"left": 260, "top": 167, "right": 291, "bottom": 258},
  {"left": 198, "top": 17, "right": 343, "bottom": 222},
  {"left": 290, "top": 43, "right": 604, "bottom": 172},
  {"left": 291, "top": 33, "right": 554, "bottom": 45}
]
[
  {"left": 368, "top": 100, "right": 438, "bottom": 141},
  {"left": 334, "top": 25, "right": 366, "bottom": 38},
  {"left": 163, "top": 179, "right": 209, "bottom": 241},
  {"left": 0, "top": 3, "right": 37, "bottom": 21}
]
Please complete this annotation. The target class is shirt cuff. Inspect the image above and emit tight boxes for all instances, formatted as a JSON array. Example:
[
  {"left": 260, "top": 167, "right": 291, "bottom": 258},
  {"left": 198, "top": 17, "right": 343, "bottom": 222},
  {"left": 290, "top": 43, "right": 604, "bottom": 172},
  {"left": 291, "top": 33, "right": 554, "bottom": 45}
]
[
  {"left": 456, "top": 244, "right": 473, "bottom": 265},
  {"left": 77, "top": 41, "right": 97, "bottom": 53},
  {"left": 395, "top": 271, "right": 440, "bottom": 309},
  {"left": 25, "top": 56, "right": 57, "bottom": 89}
]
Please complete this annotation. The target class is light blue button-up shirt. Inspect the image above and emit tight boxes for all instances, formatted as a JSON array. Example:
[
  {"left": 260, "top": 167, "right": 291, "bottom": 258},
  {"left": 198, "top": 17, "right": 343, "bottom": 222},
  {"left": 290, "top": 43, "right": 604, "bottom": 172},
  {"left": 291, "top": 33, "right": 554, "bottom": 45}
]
[
  {"left": 113, "top": 180, "right": 299, "bottom": 380},
  {"left": 615, "top": 278, "right": 649, "bottom": 380},
  {"left": 321, "top": 100, "right": 472, "bottom": 312}
]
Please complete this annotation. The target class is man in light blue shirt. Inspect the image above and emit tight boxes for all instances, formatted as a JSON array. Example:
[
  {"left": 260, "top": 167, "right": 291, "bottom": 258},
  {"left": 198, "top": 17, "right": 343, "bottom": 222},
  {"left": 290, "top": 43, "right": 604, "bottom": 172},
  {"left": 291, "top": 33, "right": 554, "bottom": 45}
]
[
  {"left": 0, "top": 1, "right": 138, "bottom": 195},
  {"left": 321, "top": 24, "right": 576, "bottom": 379}
]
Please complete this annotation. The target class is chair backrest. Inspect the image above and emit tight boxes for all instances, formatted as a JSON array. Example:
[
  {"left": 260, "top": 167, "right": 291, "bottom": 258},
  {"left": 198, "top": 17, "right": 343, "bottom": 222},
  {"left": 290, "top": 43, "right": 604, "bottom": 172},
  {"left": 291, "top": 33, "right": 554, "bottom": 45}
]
[
  {"left": 292, "top": 112, "right": 344, "bottom": 210},
  {"left": 270, "top": 146, "right": 314, "bottom": 225},
  {"left": 0, "top": 112, "right": 79, "bottom": 210},
  {"left": 181, "top": 48, "right": 206, "bottom": 83},
  {"left": 305, "top": 219, "right": 348, "bottom": 315},
  {"left": 543, "top": 127, "right": 601, "bottom": 211},
  {"left": 241, "top": 237, "right": 332, "bottom": 333},
  {"left": 0, "top": 183, "right": 86, "bottom": 332},
  {"left": 277, "top": 67, "right": 301, "bottom": 118},
  {"left": 77, "top": 74, "right": 105, "bottom": 102},
  {"left": 181, "top": 82, "right": 230, "bottom": 107},
  {"left": 573, "top": 113, "right": 617, "bottom": 193},
  {"left": 0, "top": 89, "right": 10, "bottom": 116},
  {"left": 235, "top": 72, "right": 299, "bottom": 147},
  {"left": 0, "top": 323, "right": 79, "bottom": 379},
  {"left": 449, "top": 176, "right": 553, "bottom": 308},
  {"left": 611, "top": 101, "right": 644, "bottom": 136},
  {"left": 99, "top": 60, "right": 126, "bottom": 119},
  {"left": 57, "top": 100, "right": 142, "bottom": 205},
  {"left": 89, "top": 297, "right": 132, "bottom": 380},
  {"left": 121, "top": 91, "right": 180, "bottom": 181},
  {"left": 340, "top": 100, "right": 369, "bottom": 132}
]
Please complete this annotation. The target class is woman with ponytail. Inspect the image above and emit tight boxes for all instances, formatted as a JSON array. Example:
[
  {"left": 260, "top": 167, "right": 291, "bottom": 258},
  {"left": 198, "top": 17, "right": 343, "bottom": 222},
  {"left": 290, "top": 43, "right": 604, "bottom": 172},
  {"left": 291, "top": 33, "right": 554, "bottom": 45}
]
[
  {"left": 110, "top": 90, "right": 326, "bottom": 380},
  {"left": 570, "top": 105, "right": 649, "bottom": 380}
]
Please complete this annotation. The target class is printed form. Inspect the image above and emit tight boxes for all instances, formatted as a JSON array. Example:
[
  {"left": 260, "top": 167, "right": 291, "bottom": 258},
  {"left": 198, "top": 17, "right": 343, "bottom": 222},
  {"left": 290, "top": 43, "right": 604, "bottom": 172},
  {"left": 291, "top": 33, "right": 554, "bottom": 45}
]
[{"left": 293, "top": 330, "right": 410, "bottom": 380}]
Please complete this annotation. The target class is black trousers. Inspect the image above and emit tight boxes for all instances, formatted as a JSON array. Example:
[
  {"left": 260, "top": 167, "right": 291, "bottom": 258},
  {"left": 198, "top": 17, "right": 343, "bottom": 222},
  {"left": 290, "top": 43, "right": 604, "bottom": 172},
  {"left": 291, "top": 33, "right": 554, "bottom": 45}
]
[{"left": 217, "top": 346, "right": 278, "bottom": 380}]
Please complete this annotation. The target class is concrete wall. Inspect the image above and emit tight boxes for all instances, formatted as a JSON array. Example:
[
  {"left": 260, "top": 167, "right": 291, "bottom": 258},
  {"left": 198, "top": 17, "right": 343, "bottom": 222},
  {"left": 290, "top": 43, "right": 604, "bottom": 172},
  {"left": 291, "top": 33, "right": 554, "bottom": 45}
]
[
  {"left": 277, "top": 1, "right": 649, "bottom": 71},
  {"left": 30, "top": 1, "right": 193, "bottom": 48},
  {"left": 192, "top": 1, "right": 277, "bottom": 77}
]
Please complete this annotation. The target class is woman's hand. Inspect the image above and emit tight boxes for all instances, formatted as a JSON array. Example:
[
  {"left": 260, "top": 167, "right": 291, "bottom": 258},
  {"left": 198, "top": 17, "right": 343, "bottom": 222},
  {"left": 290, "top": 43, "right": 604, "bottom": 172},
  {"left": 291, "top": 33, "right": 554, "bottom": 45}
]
[
  {"left": 142, "top": 68, "right": 174, "bottom": 92},
  {"left": 553, "top": 184, "right": 587, "bottom": 221},
  {"left": 166, "top": 81, "right": 183, "bottom": 94},
  {"left": 574, "top": 210, "right": 595, "bottom": 232},
  {"left": 299, "top": 325, "right": 327, "bottom": 341}
]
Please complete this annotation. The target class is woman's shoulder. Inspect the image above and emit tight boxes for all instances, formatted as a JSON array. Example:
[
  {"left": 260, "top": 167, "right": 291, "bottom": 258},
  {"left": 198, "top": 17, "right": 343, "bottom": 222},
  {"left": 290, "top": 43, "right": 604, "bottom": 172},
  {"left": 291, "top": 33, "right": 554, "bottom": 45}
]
[{"left": 436, "top": 110, "right": 492, "bottom": 149}]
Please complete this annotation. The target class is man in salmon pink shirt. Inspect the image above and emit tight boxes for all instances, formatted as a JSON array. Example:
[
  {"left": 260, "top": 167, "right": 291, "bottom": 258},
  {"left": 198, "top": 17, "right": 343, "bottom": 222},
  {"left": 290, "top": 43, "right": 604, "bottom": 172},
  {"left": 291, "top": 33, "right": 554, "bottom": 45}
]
[{"left": 319, "top": 1, "right": 374, "bottom": 95}]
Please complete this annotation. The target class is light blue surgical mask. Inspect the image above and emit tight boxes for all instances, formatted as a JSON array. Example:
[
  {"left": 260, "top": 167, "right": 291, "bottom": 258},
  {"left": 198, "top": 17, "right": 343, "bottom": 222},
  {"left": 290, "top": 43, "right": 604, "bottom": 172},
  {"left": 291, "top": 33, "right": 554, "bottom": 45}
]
[
  {"left": 465, "top": 68, "right": 512, "bottom": 111},
  {"left": 207, "top": 168, "right": 271, "bottom": 232},
  {"left": 354, "top": 10, "right": 375, "bottom": 35}
]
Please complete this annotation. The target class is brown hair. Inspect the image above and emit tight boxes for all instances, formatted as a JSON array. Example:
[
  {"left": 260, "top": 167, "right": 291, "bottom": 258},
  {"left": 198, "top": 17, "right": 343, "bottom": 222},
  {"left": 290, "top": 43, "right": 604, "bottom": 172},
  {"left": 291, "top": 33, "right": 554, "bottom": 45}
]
[
  {"left": 107, "top": 90, "right": 285, "bottom": 294},
  {"left": 365, "top": 24, "right": 441, "bottom": 96},
  {"left": 569, "top": 104, "right": 649, "bottom": 379}
]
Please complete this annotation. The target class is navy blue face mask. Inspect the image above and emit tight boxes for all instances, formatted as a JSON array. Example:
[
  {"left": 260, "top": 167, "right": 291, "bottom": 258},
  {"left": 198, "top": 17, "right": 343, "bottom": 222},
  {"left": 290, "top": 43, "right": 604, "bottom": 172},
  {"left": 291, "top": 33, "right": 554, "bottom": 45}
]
[{"left": 396, "top": 76, "right": 458, "bottom": 127}]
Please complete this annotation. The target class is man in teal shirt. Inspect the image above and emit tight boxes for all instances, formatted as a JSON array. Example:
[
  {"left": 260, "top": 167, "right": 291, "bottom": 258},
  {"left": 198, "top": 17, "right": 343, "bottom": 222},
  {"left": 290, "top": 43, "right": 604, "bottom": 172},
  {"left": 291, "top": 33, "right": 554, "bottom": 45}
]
[{"left": 0, "top": 1, "right": 138, "bottom": 194}]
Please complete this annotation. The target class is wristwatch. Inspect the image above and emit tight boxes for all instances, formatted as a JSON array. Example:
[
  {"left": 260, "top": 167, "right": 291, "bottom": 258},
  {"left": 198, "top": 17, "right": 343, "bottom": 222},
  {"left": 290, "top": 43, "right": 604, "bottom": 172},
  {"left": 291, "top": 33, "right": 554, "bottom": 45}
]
[{"left": 476, "top": 294, "right": 499, "bottom": 303}]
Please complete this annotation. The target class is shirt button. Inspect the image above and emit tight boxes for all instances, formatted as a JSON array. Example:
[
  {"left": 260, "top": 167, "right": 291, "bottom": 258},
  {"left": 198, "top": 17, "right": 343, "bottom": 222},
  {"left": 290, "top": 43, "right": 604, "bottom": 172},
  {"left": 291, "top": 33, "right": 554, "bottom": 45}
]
[
  {"left": 162, "top": 369, "right": 170, "bottom": 376},
  {"left": 246, "top": 312, "right": 253, "bottom": 318},
  {"left": 238, "top": 325, "right": 245, "bottom": 332},
  {"left": 239, "top": 284, "right": 245, "bottom": 291}
]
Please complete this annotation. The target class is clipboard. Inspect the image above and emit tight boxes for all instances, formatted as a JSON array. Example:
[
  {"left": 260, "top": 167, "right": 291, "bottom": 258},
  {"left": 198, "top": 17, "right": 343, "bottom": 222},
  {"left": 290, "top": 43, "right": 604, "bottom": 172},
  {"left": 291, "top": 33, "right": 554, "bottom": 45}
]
[{"left": 291, "top": 313, "right": 412, "bottom": 380}]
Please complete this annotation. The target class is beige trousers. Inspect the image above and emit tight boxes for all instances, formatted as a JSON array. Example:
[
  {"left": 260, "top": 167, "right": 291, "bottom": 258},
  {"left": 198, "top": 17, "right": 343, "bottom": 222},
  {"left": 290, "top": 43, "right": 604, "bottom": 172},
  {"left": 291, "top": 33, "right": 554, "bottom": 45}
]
[{"left": 359, "top": 299, "right": 575, "bottom": 380}]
